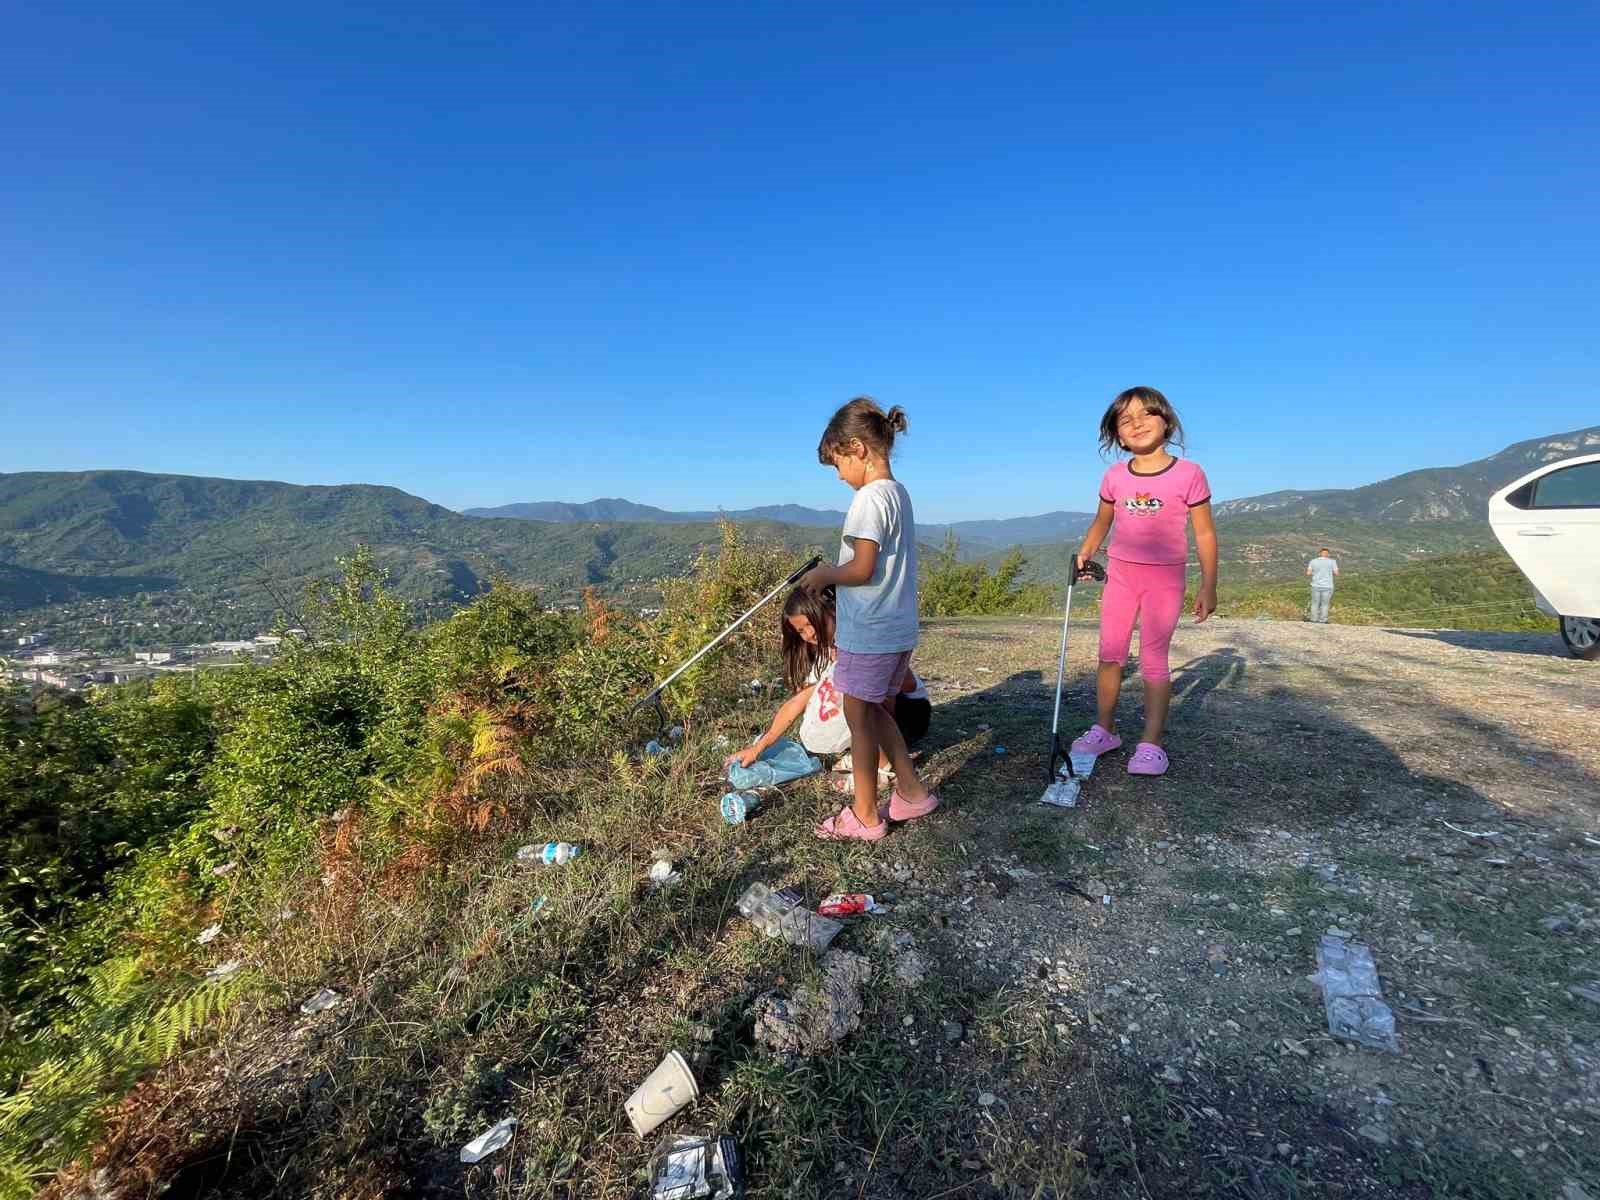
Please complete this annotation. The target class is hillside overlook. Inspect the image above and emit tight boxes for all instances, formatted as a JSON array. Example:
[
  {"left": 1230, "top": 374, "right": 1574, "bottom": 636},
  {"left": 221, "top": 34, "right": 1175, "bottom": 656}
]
[{"left": 2, "top": 424, "right": 1592, "bottom": 625}]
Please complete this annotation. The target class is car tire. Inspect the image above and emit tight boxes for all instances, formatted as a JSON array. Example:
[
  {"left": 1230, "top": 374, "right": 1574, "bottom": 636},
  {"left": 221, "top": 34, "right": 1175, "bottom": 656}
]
[{"left": 1559, "top": 616, "right": 1600, "bottom": 661}]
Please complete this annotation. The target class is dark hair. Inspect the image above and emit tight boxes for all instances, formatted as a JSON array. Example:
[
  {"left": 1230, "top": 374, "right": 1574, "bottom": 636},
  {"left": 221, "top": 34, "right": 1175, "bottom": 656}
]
[
  {"left": 1319, "top": 547, "right": 1331, "bottom": 554},
  {"left": 781, "top": 584, "right": 836, "bottom": 692},
  {"left": 1097, "top": 386, "right": 1185, "bottom": 457},
  {"left": 817, "top": 396, "right": 908, "bottom": 464}
]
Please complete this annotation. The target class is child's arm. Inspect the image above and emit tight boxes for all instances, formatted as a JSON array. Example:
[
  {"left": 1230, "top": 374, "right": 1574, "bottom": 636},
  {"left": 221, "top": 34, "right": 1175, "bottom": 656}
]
[
  {"left": 802, "top": 539, "right": 878, "bottom": 590},
  {"left": 1074, "top": 500, "right": 1116, "bottom": 574},
  {"left": 1191, "top": 502, "right": 1219, "bottom": 622},
  {"left": 725, "top": 686, "right": 814, "bottom": 768}
]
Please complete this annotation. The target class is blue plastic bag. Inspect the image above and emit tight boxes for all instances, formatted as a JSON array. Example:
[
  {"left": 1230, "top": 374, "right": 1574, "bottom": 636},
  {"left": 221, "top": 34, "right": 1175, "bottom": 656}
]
[{"left": 725, "top": 737, "right": 822, "bottom": 790}]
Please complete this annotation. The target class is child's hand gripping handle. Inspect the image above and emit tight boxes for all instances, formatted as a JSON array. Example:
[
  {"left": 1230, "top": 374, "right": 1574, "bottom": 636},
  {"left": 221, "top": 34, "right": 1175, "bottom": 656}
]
[{"left": 1072, "top": 556, "right": 1107, "bottom": 585}]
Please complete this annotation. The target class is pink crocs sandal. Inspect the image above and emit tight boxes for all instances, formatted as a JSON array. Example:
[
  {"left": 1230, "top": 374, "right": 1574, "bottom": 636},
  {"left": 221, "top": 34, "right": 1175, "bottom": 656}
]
[
  {"left": 1070, "top": 724, "right": 1123, "bottom": 758},
  {"left": 887, "top": 788, "right": 940, "bottom": 822},
  {"left": 814, "top": 805, "right": 888, "bottom": 842},
  {"left": 1127, "top": 742, "right": 1169, "bottom": 776}
]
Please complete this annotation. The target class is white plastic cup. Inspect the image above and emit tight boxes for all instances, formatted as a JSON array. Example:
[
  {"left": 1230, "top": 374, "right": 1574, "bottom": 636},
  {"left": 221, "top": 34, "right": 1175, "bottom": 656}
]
[{"left": 624, "top": 1049, "right": 699, "bottom": 1137}]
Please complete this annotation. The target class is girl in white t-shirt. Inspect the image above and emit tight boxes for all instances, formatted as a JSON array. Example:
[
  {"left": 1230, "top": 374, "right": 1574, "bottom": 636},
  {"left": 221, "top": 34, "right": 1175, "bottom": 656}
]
[{"left": 723, "top": 585, "right": 929, "bottom": 772}]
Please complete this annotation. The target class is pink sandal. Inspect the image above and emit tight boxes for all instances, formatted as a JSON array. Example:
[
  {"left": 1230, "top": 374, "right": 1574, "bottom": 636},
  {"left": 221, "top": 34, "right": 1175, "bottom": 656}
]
[
  {"left": 814, "top": 805, "right": 888, "bottom": 842},
  {"left": 887, "top": 788, "right": 940, "bottom": 821},
  {"left": 1127, "top": 742, "right": 1169, "bottom": 776},
  {"left": 1070, "top": 724, "right": 1123, "bottom": 758}
]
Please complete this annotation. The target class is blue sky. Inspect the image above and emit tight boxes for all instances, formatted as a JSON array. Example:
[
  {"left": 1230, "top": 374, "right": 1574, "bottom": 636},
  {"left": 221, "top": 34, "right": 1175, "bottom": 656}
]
[{"left": 3, "top": 1, "right": 1595, "bottom": 522}]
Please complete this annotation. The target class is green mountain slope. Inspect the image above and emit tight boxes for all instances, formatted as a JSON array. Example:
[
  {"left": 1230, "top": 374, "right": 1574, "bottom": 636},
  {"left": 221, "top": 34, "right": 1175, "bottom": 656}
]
[{"left": 0, "top": 471, "right": 822, "bottom": 619}]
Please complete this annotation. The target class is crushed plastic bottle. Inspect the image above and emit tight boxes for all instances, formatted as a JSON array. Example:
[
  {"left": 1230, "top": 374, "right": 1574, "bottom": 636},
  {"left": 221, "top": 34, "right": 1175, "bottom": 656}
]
[
  {"left": 1314, "top": 935, "right": 1399, "bottom": 1053},
  {"left": 459, "top": 1116, "right": 517, "bottom": 1163},
  {"left": 299, "top": 987, "right": 343, "bottom": 1015},
  {"left": 516, "top": 842, "right": 580, "bottom": 867},
  {"left": 204, "top": 959, "right": 242, "bottom": 984},
  {"left": 645, "top": 739, "right": 671, "bottom": 757},
  {"left": 735, "top": 883, "right": 842, "bottom": 951},
  {"left": 720, "top": 790, "right": 762, "bottom": 824}
]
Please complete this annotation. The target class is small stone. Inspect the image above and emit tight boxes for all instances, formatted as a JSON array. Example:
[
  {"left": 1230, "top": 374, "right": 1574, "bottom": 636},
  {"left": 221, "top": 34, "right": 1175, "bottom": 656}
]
[
  {"left": 1151, "top": 855, "right": 1168, "bottom": 866},
  {"left": 962, "top": 1158, "right": 982, "bottom": 1170},
  {"left": 1284, "top": 926, "right": 1302, "bottom": 937},
  {"left": 1326, "top": 926, "right": 1354, "bottom": 939},
  {"left": 1566, "top": 984, "right": 1600, "bottom": 1006},
  {"left": 1541, "top": 916, "right": 1575, "bottom": 935},
  {"left": 1562, "top": 1182, "right": 1595, "bottom": 1200},
  {"left": 1277, "top": 1142, "right": 1292, "bottom": 1158},
  {"left": 1159, "top": 1065, "right": 1183, "bottom": 1084},
  {"left": 1415, "top": 932, "right": 1435, "bottom": 944},
  {"left": 1484, "top": 858, "right": 1509, "bottom": 868},
  {"left": 978, "top": 1092, "right": 997, "bottom": 1107},
  {"left": 1358, "top": 1124, "right": 1390, "bottom": 1146},
  {"left": 903, "top": 1015, "right": 914, "bottom": 1027},
  {"left": 943, "top": 1021, "right": 964, "bottom": 1044}
]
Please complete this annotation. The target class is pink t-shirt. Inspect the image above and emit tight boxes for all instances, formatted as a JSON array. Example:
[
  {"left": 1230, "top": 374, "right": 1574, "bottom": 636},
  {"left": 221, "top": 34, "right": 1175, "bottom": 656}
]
[{"left": 1099, "top": 458, "right": 1212, "bottom": 565}]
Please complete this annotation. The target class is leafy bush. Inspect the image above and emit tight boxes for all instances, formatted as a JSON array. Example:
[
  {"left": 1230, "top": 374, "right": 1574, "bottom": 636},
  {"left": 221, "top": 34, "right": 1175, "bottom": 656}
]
[{"left": 920, "top": 536, "right": 1053, "bottom": 617}]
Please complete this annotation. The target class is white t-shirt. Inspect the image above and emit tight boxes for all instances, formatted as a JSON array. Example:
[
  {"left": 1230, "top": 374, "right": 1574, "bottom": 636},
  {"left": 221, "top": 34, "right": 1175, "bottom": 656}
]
[
  {"left": 1308, "top": 557, "right": 1339, "bottom": 589},
  {"left": 799, "top": 658, "right": 925, "bottom": 755},
  {"left": 799, "top": 658, "right": 851, "bottom": 755},
  {"left": 836, "top": 479, "right": 919, "bottom": 653}
]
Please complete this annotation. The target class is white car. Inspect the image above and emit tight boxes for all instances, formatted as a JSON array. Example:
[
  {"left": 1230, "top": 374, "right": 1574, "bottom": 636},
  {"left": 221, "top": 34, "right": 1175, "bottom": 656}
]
[{"left": 1488, "top": 452, "right": 1600, "bottom": 660}]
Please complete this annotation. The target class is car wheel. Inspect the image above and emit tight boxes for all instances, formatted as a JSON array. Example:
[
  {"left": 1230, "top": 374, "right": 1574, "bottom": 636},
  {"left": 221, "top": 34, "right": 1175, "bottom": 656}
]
[{"left": 1559, "top": 616, "right": 1600, "bottom": 660}]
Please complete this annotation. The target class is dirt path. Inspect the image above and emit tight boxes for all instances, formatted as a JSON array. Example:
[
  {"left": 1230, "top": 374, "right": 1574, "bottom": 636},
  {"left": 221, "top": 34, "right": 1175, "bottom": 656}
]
[{"left": 876, "top": 616, "right": 1600, "bottom": 1198}]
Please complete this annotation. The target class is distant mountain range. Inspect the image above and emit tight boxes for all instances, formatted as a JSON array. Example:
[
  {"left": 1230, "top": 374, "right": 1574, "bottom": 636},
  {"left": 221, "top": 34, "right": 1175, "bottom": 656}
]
[
  {"left": 466, "top": 499, "right": 1099, "bottom": 550},
  {"left": 2, "top": 424, "right": 1593, "bottom": 623},
  {"left": 1211, "top": 424, "right": 1600, "bottom": 522}
]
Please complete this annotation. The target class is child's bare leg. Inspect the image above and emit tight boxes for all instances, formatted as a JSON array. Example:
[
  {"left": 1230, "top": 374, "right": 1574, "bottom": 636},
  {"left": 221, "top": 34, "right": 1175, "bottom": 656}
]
[
  {"left": 1095, "top": 660, "right": 1123, "bottom": 730},
  {"left": 871, "top": 703, "right": 928, "bottom": 801},
  {"left": 843, "top": 696, "right": 887, "bottom": 828},
  {"left": 1141, "top": 679, "right": 1172, "bottom": 745}
]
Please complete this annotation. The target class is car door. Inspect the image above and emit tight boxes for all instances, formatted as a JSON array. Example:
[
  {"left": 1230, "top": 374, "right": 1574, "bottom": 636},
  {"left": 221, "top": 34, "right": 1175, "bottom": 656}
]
[{"left": 1488, "top": 453, "right": 1600, "bottom": 618}]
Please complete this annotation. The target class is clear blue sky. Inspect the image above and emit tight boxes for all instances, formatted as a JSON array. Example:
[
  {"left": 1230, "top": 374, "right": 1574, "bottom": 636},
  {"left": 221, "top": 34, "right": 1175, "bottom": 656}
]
[{"left": 3, "top": 1, "right": 1595, "bottom": 522}]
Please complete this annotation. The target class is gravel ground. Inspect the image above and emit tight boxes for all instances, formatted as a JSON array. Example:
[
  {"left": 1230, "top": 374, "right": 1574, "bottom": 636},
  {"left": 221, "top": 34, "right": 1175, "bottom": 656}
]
[{"left": 854, "top": 615, "right": 1600, "bottom": 1198}]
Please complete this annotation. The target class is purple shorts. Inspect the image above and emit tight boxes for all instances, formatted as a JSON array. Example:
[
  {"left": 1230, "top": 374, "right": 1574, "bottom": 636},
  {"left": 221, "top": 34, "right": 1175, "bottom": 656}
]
[{"left": 834, "top": 648, "right": 913, "bottom": 704}]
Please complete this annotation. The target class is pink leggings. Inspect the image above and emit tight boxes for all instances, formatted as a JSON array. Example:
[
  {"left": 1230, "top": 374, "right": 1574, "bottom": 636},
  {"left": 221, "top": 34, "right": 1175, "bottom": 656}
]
[{"left": 1097, "top": 558, "right": 1186, "bottom": 682}]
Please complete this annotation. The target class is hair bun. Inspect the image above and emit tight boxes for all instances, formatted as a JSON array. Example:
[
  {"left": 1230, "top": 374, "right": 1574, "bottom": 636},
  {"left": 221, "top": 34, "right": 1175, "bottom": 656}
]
[{"left": 885, "top": 406, "right": 908, "bottom": 434}]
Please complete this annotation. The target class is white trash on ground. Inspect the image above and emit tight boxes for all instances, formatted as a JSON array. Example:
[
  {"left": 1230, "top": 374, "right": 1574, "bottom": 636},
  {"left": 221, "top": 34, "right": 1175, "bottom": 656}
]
[
  {"left": 735, "top": 883, "right": 842, "bottom": 952},
  {"left": 204, "top": 959, "right": 242, "bottom": 983},
  {"left": 1313, "top": 935, "right": 1399, "bottom": 1053},
  {"left": 459, "top": 1116, "right": 517, "bottom": 1163},
  {"left": 648, "top": 1132, "right": 743, "bottom": 1199},
  {"left": 299, "top": 987, "right": 343, "bottom": 1015},
  {"left": 196, "top": 922, "right": 223, "bottom": 945}
]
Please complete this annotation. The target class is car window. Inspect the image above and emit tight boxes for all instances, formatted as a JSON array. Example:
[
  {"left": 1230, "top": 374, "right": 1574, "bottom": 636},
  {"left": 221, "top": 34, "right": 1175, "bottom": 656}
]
[{"left": 1533, "top": 461, "right": 1600, "bottom": 509}]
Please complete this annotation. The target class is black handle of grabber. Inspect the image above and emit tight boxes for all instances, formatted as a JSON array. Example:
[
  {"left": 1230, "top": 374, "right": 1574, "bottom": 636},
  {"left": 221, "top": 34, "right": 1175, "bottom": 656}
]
[
  {"left": 1073, "top": 558, "right": 1107, "bottom": 584},
  {"left": 626, "top": 554, "right": 823, "bottom": 718}
]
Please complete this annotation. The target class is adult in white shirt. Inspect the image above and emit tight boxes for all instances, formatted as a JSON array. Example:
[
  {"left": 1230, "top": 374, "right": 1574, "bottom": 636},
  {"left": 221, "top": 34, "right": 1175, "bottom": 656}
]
[{"left": 1306, "top": 549, "right": 1339, "bottom": 623}]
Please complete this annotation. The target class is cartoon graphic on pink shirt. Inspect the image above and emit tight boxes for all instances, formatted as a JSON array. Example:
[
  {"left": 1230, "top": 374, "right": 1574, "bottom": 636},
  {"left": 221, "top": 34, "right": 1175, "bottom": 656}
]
[{"left": 1098, "top": 459, "right": 1211, "bottom": 564}]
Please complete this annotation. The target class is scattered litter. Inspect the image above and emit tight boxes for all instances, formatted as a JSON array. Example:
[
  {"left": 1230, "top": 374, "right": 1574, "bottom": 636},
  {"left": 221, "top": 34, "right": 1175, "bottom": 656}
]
[
  {"left": 516, "top": 842, "right": 580, "bottom": 867},
  {"left": 1040, "top": 778, "right": 1081, "bottom": 808},
  {"left": 529, "top": 895, "right": 547, "bottom": 917},
  {"left": 645, "top": 739, "right": 671, "bottom": 757},
  {"left": 977, "top": 1091, "right": 997, "bottom": 1106},
  {"left": 1441, "top": 818, "right": 1499, "bottom": 839},
  {"left": 752, "top": 950, "right": 873, "bottom": 1058},
  {"left": 1051, "top": 879, "right": 1098, "bottom": 904},
  {"left": 747, "top": 677, "right": 764, "bottom": 692},
  {"left": 196, "top": 922, "right": 222, "bottom": 945},
  {"left": 649, "top": 859, "right": 682, "bottom": 889},
  {"left": 204, "top": 959, "right": 242, "bottom": 983},
  {"left": 277, "top": 909, "right": 296, "bottom": 922},
  {"left": 817, "top": 893, "right": 885, "bottom": 917},
  {"left": 1313, "top": 935, "right": 1399, "bottom": 1053},
  {"left": 211, "top": 862, "right": 237, "bottom": 877},
  {"left": 1569, "top": 983, "right": 1600, "bottom": 1007},
  {"left": 1583, "top": 835, "right": 1600, "bottom": 848},
  {"left": 1206, "top": 943, "right": 1227, "bottom": 977},
  {"left": 212, "top": 825, "right": 237, "bottom": 843},
  {"left": 626, "top": 1050, "right": 699, "bottom": 1137},
  {"left": 667, "top": 725, "right": 685, "bottom": 741},
  {"left": 647, "top": 1132, "right": 743, "bottom": 1199},
  {"left": 993, "top": 745, "right": 1007, "bottom": 755},
  {"left": 720, "top": 790, "right": 762, "bottom": 824},
  {"left": 725, "top": 738, "right": 821, "bottom": 789},
  {"left": 736, "top": 883, "right": 843, "bottom": 951},
  {"left": 299, "top": 987, "right": 343, "bottom": 1015},
  {"left": 459, "top": 1116, "right": 517, "bottom": 1163},
  {"left": 976, "top": 723, "right": 991, "bottom": 731}
]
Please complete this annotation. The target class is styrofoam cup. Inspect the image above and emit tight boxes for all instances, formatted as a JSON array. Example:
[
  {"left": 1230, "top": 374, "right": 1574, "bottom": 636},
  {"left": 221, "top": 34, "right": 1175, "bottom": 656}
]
[{"left": 624, "top": 1049, "right": 699, "bottom": 1137}]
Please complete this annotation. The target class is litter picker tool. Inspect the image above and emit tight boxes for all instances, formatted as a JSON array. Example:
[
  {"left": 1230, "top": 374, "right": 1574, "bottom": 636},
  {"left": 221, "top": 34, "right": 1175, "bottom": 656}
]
[
  {"left": 628, "top": 554, "right": 822, "bottom": 727},
  {"left": 1041, "top": 555, "right": 1106, "bottom": 807}
]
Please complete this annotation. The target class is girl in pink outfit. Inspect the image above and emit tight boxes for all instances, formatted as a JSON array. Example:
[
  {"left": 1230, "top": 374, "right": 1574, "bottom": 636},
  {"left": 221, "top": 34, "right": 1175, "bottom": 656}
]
[{"left": 1070, "top": 387, "right": 1219, "bottom": 776}]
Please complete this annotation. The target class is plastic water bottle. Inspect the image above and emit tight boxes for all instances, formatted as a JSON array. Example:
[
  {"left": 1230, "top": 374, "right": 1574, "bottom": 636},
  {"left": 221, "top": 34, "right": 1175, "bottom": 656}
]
[{"left": 516, "top": 842, "right": 580, "bottom": 867}]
